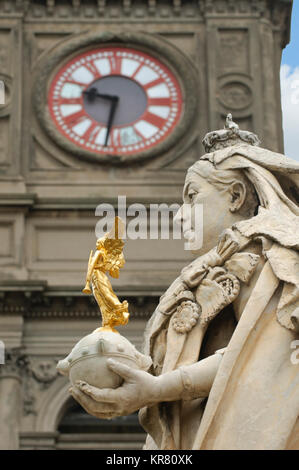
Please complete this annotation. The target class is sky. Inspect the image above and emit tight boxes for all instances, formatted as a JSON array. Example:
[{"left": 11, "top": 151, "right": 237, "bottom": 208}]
[{"left": 281, "top": 0, "right": 299, "bottom": 160}]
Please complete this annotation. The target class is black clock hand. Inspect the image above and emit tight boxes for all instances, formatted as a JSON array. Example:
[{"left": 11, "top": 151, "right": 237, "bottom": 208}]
[
  {"left": 83, "top": 88, "right": 119, "bottom": 146},
  {"left": 104, "top": 96, "right": 119, "bottom": 147},
  {"left": 83, "top": 88, "right": 117, "bottom": 102}
]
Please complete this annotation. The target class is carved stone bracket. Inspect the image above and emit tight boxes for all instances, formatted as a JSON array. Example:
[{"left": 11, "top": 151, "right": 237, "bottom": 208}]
[
  {"left": 22, "top": 357, "right": 60, "bottom": 416},
  {"left": 0, "top": 348, "right": 49, "bottom": 416},
  {"left": 0, "top": 348, "right": 29, "bottom": 380},
  {"left": 30, "top": 359, "right": 58, "bottom": 387}
]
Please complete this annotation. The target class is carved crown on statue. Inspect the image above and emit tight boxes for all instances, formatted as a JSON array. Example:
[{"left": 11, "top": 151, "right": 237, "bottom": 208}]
[{"left": 202, "top": 113, "right": 261, "bottom": 153}]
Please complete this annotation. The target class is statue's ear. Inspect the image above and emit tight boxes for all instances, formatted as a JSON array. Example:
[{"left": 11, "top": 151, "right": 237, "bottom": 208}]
[{"left": 229, "top": 181, "right": 246, "bottom": 213}]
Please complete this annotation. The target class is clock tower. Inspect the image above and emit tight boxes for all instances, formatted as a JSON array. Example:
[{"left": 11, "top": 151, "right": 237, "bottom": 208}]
[{"left": 0, "top": 0, "right": 293, "bottom": 450}]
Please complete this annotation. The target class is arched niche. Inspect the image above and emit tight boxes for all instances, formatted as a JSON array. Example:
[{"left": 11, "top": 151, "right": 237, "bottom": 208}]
[
  {"left": 35, "top": 378, "right": 146, "bottom": 449},
  {"left": 35, "top": 379, "right": 71, "bottom": 432}
]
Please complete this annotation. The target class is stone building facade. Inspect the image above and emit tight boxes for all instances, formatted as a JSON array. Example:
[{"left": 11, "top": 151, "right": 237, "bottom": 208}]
[{"left": 0, "top": 0, "right": 292, "bottom": 450}]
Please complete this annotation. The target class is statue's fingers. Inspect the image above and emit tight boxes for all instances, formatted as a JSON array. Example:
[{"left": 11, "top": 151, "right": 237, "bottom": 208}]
[
  {"left": 76, "top": 381, "right": 118, "bottom": 403},
  {"left": 70, "top": 386, "right": 97, "bottom": 413},
  {"left": 70, "top": 386, "right": 115, "bottom": 413},
  {"left": 107, "top": 359, "right": 137, "bottom": 381}
]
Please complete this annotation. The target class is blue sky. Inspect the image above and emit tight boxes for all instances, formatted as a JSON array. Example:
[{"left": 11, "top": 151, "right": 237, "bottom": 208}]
[
  {"left": 282, "top": 0, "right": 299, "bottom": 69},
  {"left": 281, "top": 0, "right": 299, "bottom": 160}
]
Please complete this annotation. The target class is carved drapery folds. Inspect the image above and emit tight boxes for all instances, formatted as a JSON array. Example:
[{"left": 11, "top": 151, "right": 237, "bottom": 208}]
[
  {"left": 158, "top": 230, "right": 260, "bottom": 336},
  {"left": 159, "top": 265, "right": 241, "bottom": 335}
]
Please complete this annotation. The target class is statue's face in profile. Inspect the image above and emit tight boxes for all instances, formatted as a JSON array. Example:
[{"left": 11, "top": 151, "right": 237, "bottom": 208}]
[{"left": 174, "top": 163, "right": 246, "bottom": 256}]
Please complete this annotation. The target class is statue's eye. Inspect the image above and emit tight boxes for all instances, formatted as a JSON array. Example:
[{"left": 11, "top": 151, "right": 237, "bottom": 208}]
[{"left": 188, "top": 191, "right": 197, "bottom": 202}]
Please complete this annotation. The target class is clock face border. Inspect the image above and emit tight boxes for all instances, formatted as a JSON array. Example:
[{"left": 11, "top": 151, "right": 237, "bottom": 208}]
[
  {"left": 48, "top": 47, "right": 183, "bottom": 157},
  {"left": 33, "top": 32, "right": 199, "bottom": 165}
]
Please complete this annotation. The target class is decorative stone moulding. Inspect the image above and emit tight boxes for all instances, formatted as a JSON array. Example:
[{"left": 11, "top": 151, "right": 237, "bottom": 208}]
[
  {"left": 0, "top": 0, "right": 293, "bottom": 39},
  {"left": 217, "top": 74, "right": 254, "bottom": 117},
  {"left": 0, "top": 74, "right": 12, "bottom": 118},
  {"left": 33, "top": 31, "right": 199, "bottom": 165},
  {"left": 0, "top": 348, "right": 29, "bottom": 380},
  {"left": 219, "top": 82, "right": 252, "bottom": 111},
  {"left": 0, "top": 288, "right": 158, "bottom": 320}
]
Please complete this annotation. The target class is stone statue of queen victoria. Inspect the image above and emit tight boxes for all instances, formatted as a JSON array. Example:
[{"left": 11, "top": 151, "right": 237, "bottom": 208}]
[{"left": 70, "top": 115, "right": 299, "bottom": 450}]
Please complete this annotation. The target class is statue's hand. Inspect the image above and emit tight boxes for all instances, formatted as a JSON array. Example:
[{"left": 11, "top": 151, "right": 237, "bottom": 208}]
[
  {"left": 69, "top": 359, "right": 161, "bottom": 419},
  {"left": 109, "top": 267, "right": 119, "bottom": 278}
]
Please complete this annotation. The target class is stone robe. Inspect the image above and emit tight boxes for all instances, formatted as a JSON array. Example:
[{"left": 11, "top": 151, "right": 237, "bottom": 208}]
[{"left": 139, "top": 145, "right": 299, "bottom": 450}]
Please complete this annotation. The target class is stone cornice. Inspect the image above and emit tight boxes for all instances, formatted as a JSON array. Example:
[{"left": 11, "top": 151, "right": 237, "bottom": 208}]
[
  {"left": 0, "top": 193, "right": 182, "bottom": 210},
  {"left": 0, "top": 280, "right": 47, "bottom": 292},
  {"left": 0, "top": 287, "right": 159, "bottom": 319},
  {"left": 0, "top": 1, "right": 293, "bottom": 47},
  {"left": 31, "top": 196, "right": 182, "bottom": 211},
  {"left": 0, "top": 193, "right": 36, "bottom": 208}
]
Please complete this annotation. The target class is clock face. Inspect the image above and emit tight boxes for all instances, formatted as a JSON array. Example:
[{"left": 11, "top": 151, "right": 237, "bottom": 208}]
[{"left": 48, "top": 47, "right": 183, "bottom": 157}]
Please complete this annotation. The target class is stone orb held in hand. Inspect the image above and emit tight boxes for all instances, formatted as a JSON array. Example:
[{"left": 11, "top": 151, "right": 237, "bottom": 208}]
[{"left": 56, "top": 329, "right": 152, "bottom": 389}]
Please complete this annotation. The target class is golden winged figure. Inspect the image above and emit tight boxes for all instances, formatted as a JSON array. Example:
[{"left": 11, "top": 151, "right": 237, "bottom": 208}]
[{"left": 82, "top": 217, "right": 129, "bottom": 332}]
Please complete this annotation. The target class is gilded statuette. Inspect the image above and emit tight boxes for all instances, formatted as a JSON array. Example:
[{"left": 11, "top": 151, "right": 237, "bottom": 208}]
[{"left": 56, "top": 217, "right": 152, "bottom": 389}]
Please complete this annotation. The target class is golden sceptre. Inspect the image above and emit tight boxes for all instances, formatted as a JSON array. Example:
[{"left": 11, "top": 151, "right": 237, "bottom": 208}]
[{"left": 82, "top": 217, "right": 129, "bottom": 333}]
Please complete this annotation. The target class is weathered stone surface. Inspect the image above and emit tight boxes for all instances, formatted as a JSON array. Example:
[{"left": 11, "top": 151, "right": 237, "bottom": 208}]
[
  {"left": 0, "top": 0, "right": 294, "bottom": 451},
  {"left": 71, "top": 118, "right": 299, "bottom": 450}
]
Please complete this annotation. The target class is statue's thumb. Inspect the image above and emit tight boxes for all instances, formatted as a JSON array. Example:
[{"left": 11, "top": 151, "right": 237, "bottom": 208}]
[{"left": 107, "top": 359, "right": 135, "bottom": 380}]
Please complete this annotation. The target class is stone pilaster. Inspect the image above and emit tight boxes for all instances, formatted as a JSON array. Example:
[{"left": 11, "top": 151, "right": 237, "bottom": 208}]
[{"left": 0, "top": 348, "right": 28, "bottom": 449}]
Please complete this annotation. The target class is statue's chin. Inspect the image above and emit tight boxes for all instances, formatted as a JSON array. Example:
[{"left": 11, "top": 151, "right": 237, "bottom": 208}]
[{"left": 183, "top": 230, "right": 204, "bottom": 256}]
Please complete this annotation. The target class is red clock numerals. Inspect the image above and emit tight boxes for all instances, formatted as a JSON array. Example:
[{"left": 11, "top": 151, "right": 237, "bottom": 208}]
[
  {"left": 147, "top": 98, "right": 171, "bottom": 106},
  {"left": 81, "top": 122, "right": 100, "bottom": 143},
  {"left": 109, "top": 56, "right": 122, "bottom": 75},
  {"left": 63, "top": 109, "right": 86, "bottom": 126},
  {"left": 142, "top": 110, "right": 168, "bottom": 129}
]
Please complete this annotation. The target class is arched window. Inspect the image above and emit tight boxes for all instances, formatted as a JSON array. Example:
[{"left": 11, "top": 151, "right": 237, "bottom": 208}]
[{"left": 56, "top": 397, "right": 146, "bottom": 450}]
